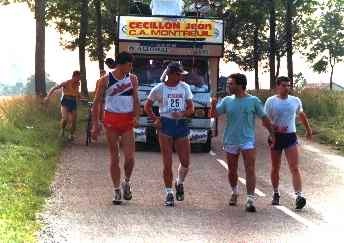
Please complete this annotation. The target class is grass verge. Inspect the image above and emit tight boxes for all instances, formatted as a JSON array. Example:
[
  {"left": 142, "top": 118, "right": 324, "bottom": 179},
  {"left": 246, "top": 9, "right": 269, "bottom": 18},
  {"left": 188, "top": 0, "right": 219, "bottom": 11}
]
[{"left": 0, "top": 96, "right": 63, "bottom": 243}]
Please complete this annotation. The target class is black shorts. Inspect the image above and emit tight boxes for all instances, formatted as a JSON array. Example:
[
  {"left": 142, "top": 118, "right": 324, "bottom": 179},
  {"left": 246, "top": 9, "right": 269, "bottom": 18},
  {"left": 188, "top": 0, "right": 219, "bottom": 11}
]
[
  {"left": 61, "top": 96, "right": 77, "bottom": 112},
  {"left": 270, "top": 133, "right": 298, "bottom": 151}
]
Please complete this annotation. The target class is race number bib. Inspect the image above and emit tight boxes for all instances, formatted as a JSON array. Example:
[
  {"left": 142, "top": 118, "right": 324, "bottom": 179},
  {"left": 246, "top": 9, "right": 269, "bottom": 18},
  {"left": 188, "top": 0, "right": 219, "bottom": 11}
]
[{"left": 167, "top": 93, "right": 184, "bottom": 112}]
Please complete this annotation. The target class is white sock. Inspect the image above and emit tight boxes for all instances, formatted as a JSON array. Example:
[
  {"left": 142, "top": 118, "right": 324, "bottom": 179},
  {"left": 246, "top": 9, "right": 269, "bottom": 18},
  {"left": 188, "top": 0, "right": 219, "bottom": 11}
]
[
  {"left": 165, "top": 187, "right": 173, "bottom": 194},
  {"left": 177, "top": 164, "right": 189, "bottom": 185},
  {"left": 232, "top": 185, "right": 239, "bottom": 195},
  {"left": 247, "top": 194, "right": 256, "bottom": 202}
]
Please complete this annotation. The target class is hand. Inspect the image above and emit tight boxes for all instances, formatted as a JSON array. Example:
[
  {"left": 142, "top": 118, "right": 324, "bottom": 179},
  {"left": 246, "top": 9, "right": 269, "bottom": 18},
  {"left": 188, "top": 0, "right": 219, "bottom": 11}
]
[
  {"left": 43, "top": 97, "right": 49, "bottom": 104},
  {"left": 268, "top": 134, "right": 276, "bottom": 149},
  {"left": 91, "top": 123, "right": 100, "bottom": 141},
  {"left": 171, "top": 112, "right": 184, "bottom": 119},
  {"left": 211, "top": 96, "right": 218, "bottom": 106},
  {"left": 152, "top": 117, "right": 161, "bottom": 128}
]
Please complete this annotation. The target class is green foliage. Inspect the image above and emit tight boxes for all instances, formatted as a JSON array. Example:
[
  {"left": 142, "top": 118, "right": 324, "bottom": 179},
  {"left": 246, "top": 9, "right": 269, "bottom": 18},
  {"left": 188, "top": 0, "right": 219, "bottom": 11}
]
[
  {"left": 293, "top": 72, "right": 307, "bottom": 90},
  {"left": 0, "top": 97, "right": 62, "bottom": 242},
  {"left": 300, "top": 0, "right": 344, "bottom": 83},
  {"left": 45, "top": 0, "right": 123, "bottom": 62},
  {"left": 223, "top": 0, "right": 269, "bottom": 71}
]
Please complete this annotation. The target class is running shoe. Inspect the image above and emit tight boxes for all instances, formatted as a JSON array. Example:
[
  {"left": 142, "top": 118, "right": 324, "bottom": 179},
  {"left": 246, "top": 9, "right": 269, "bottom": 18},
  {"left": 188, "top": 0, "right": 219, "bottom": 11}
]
[
  {"left": 229, "top": 193, "right": 238, "bottom": 206},
  {"left": 122, "top": 181, "right": 132, "bottom": 200},
  {"left": 164, "top": 193, "right": 174, "bottom": 207},
  {"left": 245, "top": 198, "right": 256, "bottom": 212},
  {"left": 272, "top": 192, "right": 280, "bottom": 205},
  {"left": 295, "top": 195, "right": 306, "bottom": 210},
  {"left": 175, "top": 182, "right": 184, "bottom": 201},
  {"left": 112, "top": 189, "right": 122, "bottom": 205}
]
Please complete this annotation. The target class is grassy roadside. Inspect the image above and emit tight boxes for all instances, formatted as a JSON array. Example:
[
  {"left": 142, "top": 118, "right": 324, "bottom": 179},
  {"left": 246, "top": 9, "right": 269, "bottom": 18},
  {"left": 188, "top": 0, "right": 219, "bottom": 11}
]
[
  {"left": 250, "top": 89, "right": 344, "bottom": 154},
  {"left": 0, "top": 96, "right": 63, "bottom": 243}
]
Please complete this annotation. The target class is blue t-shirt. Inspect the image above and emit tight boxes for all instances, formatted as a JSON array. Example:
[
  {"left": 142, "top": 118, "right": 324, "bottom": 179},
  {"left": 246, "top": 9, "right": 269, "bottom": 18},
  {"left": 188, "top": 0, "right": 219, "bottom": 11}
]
[{"left": 216, "top": 95, "right": 267, "bottom": 145}]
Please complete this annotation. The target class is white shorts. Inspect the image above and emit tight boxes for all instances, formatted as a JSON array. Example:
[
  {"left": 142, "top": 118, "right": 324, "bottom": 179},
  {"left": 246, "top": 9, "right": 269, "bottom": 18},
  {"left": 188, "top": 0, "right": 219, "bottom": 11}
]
[{"left": 223, "top": 141, "right": 256, "bottom": 155}]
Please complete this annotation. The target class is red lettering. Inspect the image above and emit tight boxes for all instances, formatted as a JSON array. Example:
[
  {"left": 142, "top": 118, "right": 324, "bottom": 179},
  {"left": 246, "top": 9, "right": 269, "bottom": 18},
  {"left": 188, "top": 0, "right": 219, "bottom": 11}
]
[
  {"left": 110, "top": 83, "right": 132, "bottom": 96},
  {"left": 129, "top": 22, "right": 137, "bottom": 29},
  {"left": 143, "top": 22, "right": 150, "bottom": 29}
]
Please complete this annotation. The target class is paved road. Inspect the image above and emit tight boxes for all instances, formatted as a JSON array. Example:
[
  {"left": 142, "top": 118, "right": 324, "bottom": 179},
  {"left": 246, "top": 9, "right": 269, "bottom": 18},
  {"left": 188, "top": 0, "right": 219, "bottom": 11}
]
[{"left": 39, "top": 118, "right": 344, "bottom": 242}]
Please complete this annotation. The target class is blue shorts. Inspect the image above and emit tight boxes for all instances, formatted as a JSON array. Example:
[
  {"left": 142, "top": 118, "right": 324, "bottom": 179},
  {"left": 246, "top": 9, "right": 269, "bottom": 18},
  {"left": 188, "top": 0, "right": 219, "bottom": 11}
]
[
  {"left": 61, "top": 96, "right": 77, "bottom": 112},
  {"left": 160, "top": 117, "right": 190, "bottom": 139},
  {"left": 270, "top": 133, "right": 298, "bottom": 151},
  {"left": 223, "top": 141, "right": 256, "bottom": 155}
]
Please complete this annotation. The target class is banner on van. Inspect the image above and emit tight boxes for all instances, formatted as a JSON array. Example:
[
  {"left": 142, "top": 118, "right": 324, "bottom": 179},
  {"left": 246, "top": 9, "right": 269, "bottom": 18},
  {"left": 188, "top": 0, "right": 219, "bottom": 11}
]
[
  {"left": 118, "top": 16, "right": 223, "bottom": 44},
  {"left": 119, "top": 42, "right": 223, "bottom": 57}
]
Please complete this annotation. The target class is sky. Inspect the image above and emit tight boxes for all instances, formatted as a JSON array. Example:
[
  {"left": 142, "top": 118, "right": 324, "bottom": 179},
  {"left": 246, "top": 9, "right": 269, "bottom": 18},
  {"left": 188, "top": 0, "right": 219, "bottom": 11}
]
[{"left": 0, "top": 3, "right": 343, "bottom": 91}]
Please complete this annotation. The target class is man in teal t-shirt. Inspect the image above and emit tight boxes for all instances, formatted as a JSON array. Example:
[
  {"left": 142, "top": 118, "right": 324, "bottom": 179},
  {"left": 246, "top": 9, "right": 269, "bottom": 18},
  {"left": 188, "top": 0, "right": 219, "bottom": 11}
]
[{"left": 210, "top": 73, "right": 274, "bottom": 212}]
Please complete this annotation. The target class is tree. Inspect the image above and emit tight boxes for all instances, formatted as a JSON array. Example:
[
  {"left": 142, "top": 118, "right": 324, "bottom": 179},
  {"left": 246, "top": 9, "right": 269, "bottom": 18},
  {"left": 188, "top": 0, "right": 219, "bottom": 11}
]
[
  {"left": 94, "top": 0, "right": 104, "bottom": 74},
  {"left": 79, "top": 0, "right": 89, "bottom": 97},
  {"left": 25, "top": 73, "right": 57, "bottom": 95},
  {"left": 268, "top": 0, "right": 276, "bottom": 89},
  {"left": 35, "top": 0, "right": 46, "bottom": 97},
  {"left": 223, "top": 0, "right": 268, "bottom": 90},
  {"left": 1, "top": 0, "right": 47, "bottom": 97},
  {"left": 285, "top": 0, "right": 293, "bottom": 86},
  {"left": 301, "top": 0, "right": 344, "bottom": 90}
]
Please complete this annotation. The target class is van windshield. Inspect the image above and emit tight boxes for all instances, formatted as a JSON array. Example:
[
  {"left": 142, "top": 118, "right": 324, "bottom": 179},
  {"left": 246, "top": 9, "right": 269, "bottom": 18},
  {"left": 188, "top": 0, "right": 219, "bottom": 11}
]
[{"left": 133, "top": 58, "right": 209, "bottom": 93}]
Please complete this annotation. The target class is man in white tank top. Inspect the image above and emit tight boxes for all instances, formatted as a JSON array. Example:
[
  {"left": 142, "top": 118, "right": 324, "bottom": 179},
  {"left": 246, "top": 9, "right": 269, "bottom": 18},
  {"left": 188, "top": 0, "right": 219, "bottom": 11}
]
[
  {"left": 264, "top": 76, "right": 312, "bottom": 210},
  {"left": 144, "top": 62, "right": 194, "bottom": 207},
  {"left": 91, "top": 52, "right": 140, "bottom": 205}
]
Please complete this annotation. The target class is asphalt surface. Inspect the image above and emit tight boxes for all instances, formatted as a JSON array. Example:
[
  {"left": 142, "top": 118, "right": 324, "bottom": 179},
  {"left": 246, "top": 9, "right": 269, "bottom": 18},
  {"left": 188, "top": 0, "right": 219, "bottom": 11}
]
[{"left": 38, "top": 117, "right": 344, "bottom": 242}]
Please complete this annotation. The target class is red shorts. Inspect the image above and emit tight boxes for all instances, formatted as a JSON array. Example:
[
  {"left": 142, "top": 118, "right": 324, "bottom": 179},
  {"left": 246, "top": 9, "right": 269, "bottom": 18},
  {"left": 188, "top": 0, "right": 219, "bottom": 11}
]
[{"left": 103, "top": 111, "right": 134, "bottom": 134}]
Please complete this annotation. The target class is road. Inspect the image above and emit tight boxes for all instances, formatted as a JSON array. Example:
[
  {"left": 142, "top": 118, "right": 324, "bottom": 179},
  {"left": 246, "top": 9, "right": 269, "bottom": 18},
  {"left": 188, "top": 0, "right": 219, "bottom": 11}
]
[{"left": 39, "top": 117, "right": 344, "bottom": 242}]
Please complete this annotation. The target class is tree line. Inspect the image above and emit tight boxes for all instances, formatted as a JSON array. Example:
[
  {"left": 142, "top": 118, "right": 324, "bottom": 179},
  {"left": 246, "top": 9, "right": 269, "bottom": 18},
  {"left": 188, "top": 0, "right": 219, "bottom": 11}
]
[{"left": 1, "top": 0, "right": 343, "bottom": 96}]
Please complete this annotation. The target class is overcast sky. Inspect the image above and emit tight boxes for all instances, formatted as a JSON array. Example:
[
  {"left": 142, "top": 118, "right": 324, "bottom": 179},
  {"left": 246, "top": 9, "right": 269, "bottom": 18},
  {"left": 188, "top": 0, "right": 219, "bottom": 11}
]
[{"left": 1, "top": 3, "right": 343, "bottom": 91}]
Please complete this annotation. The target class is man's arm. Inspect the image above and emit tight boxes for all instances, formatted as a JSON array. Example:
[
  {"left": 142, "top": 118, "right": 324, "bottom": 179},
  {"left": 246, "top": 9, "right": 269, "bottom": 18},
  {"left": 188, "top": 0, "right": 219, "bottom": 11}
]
[
  {"left": 130, "top": 74, "right": 140, "bottom": 126},
  {"left": 91, "top": 77, "right": 106, "bottom": 139},
  {"left": 261, "top": 116, "right": 276, "bottom": 147},
  {"left": 44, "top": 81, "right": 66, "bottom": 100},
  {"left": 183, "top": 99, "right": 194, "bottom": 117},
  {"left": 144, "top": 99, "right": 157, "bottom": 122},
  {"left": 209, "top": 97, "right": 223, "bottom": 118},
  {"left": 261, "top": 116, "right": 274, "bottom": 136},
  {"left": 299, "top": 112, "right": 312, "bottom": 140}
]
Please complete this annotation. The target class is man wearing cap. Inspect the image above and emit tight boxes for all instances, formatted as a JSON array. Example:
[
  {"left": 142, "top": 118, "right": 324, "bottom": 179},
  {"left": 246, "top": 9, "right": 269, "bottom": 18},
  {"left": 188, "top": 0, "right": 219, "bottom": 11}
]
[{"left": 144, "top": 62, "right": 194, "bottom": 207}]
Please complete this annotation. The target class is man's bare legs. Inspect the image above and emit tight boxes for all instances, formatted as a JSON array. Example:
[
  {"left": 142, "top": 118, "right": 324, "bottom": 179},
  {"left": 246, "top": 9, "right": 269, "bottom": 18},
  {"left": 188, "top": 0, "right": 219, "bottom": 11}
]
[
  {"left": 120, "top": 129, "right": 135, "bottom": 200},
  {"left": 60, "top": 106, "right": 68, "bottom": 136},
  {"left": 105, "top": 129, "right": 121, "bottom": 188},
  {"left": 242, "top": 149, "right": 257, "bottom": 212},
  {"left": 174, "top": 136, "right": 191, "bottom": 201},
  {"left": 159, "top": 133, "right": 174, "bottom": 188},
  {"left": 226, "top": 152, "right": 239, "bottom": 206}
]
